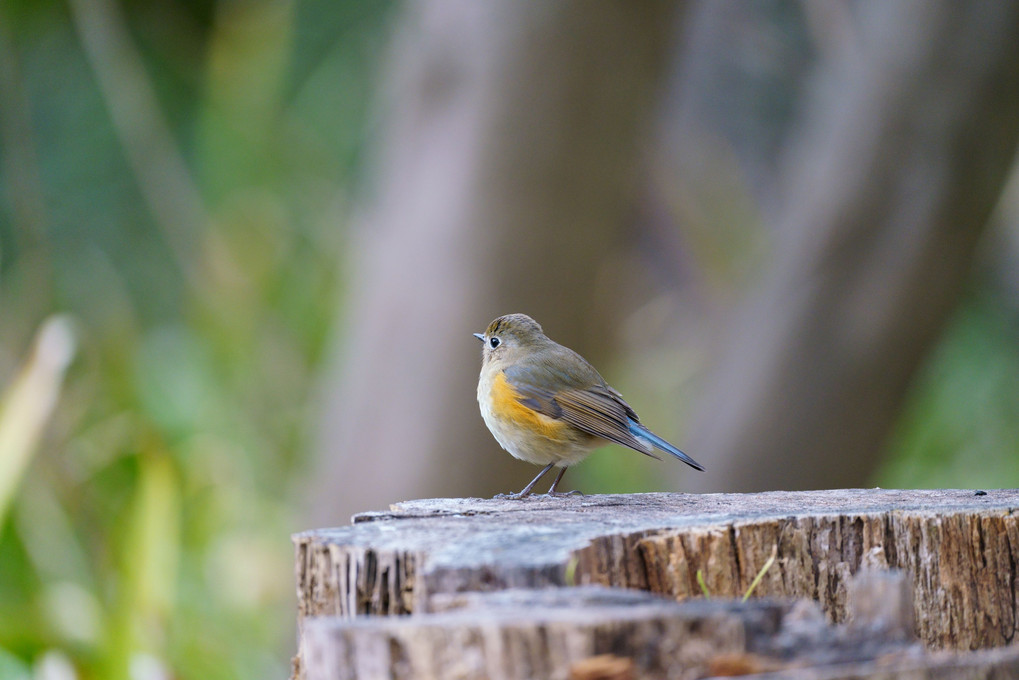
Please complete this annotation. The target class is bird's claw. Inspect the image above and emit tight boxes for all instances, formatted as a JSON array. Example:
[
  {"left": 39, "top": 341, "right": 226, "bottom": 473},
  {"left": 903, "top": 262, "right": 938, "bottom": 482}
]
[{"left": 494, "top": 491, "right": 532, "bottom": 500}]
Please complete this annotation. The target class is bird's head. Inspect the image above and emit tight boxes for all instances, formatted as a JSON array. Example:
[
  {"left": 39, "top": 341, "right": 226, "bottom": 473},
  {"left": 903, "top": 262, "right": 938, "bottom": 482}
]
[{"left": 474, "top": 313, "right": 547, "bottom": 364}]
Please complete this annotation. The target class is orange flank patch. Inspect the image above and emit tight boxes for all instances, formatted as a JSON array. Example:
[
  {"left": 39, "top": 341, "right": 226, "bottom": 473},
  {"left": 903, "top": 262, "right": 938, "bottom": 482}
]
[{"left": 490, "top": 371, "right": 573, "bottom": 441}]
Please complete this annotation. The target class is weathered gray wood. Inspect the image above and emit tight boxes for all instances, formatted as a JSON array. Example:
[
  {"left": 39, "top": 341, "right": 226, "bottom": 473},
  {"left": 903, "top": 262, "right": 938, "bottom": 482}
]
[
  {"left": 299, "top": 583, "right": 932, "bottom": 680},
  {"left": 762, "top": 647, "right": 1019, "bottom": 680},
  {"left": 295, "top": 489, "right": 1019, "bottom": 651},
  {"left": 300, "top": 588, "right": 781, "bottom": 680},
  {"left": 293, "top": 489, "right": 1019, "bottom": 679},
  {"left": 297, "top": 580, "right": 1019, "bottom": 680}
]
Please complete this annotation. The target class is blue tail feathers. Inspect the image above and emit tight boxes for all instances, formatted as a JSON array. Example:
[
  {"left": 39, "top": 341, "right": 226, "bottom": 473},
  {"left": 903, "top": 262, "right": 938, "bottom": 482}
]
[{"left": 628, "top": 421, "right": 705, "bottom": 471}]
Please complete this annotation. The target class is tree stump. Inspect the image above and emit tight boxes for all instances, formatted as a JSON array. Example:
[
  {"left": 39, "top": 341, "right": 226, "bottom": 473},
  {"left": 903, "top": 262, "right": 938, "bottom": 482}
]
[{"left": 293, "top": 489, "right": 1019, "bottom": 679}]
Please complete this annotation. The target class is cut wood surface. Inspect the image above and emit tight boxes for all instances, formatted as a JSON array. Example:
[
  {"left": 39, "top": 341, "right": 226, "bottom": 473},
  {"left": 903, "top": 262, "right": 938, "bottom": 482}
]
[
  {"left": 299, "top": 584, "right": 928, "bottom": 680},
  {"left": 297, "top": 584, "right": 1019, "bottom": 680},
  {"left": 293, "top": 489, "right": 1019, "bottom": 679}
]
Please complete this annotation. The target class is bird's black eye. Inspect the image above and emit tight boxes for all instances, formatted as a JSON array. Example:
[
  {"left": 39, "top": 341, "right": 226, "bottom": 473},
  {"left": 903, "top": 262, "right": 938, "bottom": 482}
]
[{"left": 489, "top": 336, "right": 500, "bottom": 348}]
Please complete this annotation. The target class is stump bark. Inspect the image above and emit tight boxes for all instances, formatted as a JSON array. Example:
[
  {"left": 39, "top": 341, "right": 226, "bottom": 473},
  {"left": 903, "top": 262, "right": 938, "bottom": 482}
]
[{"left": 293, "top": 489, "right": 1019, "bottom": 679}]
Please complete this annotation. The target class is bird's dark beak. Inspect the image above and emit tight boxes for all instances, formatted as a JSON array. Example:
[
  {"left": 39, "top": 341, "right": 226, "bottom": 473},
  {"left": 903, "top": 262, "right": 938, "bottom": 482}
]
[{"left": 473, "top": 333, "right": 485, "bottom": 342}]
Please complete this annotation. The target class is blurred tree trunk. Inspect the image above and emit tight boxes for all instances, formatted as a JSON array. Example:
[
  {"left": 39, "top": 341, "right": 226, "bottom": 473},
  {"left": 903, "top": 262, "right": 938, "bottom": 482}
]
[
  {"left": 309, "top": 0, "right": 678, "bottom": 523},
  {"left": 684, "top": 0, "right": 1019, "bottom": 493}
]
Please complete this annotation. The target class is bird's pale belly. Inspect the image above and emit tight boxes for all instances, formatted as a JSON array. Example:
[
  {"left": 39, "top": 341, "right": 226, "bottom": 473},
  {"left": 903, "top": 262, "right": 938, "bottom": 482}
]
[{"left": 477, "top": 369, "right": 597, "bottom": 466}]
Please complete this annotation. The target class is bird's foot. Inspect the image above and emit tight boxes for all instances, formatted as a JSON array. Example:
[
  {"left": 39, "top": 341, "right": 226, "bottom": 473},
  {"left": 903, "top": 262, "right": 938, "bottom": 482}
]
[
  {"left": 545, "top": 489, "right": 583, "bottom": 498},
  {"left": 494, "top": 491, "right": 533, "bottom": 500}
]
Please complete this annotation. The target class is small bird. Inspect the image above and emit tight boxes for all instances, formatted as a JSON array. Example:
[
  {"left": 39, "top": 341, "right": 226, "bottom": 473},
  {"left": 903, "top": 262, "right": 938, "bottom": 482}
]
[{"left": 475, "top": 313, "right": 704, "bottom": 498}]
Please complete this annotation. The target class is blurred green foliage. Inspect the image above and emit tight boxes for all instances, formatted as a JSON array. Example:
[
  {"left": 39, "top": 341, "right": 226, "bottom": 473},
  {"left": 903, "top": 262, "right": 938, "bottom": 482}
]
[
  {"left": 0, "top": 0, "right": 394, "bottom": 678},
  {"left": 879, "top": 285, "right": 1019, "bottom": 489}
]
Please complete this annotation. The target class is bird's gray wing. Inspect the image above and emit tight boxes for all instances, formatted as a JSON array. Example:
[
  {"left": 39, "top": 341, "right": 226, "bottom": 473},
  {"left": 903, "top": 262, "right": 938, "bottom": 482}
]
[{"left": 502, "top": 362, "right": 657, "bottom": 457}]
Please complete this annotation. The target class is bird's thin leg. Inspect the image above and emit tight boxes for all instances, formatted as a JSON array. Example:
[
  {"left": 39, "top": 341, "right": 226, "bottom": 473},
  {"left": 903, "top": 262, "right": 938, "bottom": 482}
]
[
  {"left": 546, "top": 466, "right": 582, "bottom": 497},
  {"left": 496, "top": 462, "right": 555, "bottom": 500}
]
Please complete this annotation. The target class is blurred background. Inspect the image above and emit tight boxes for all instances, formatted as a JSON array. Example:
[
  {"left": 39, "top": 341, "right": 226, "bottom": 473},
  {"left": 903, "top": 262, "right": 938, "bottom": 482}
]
[{"left": 1, "top": 0, "right": 1018, "bottom": 678}]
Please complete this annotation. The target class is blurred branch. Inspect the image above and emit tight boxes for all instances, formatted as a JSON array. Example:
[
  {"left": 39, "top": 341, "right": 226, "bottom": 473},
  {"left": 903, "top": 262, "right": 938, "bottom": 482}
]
[
  {"left": 0, "top": 316, "right": 76, "bottom": 526},
  {"left": 687, "top": 0, "right": 1019, "bottom": 492},
  {"left": 310, "top": 0, "right": 679, "bottom": 521},
  {"left": 799, "top": 0, "right": 861, "bottom": 70},
  {"left": 67, "top": 0, "right": 208, "bottom": 282}
]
